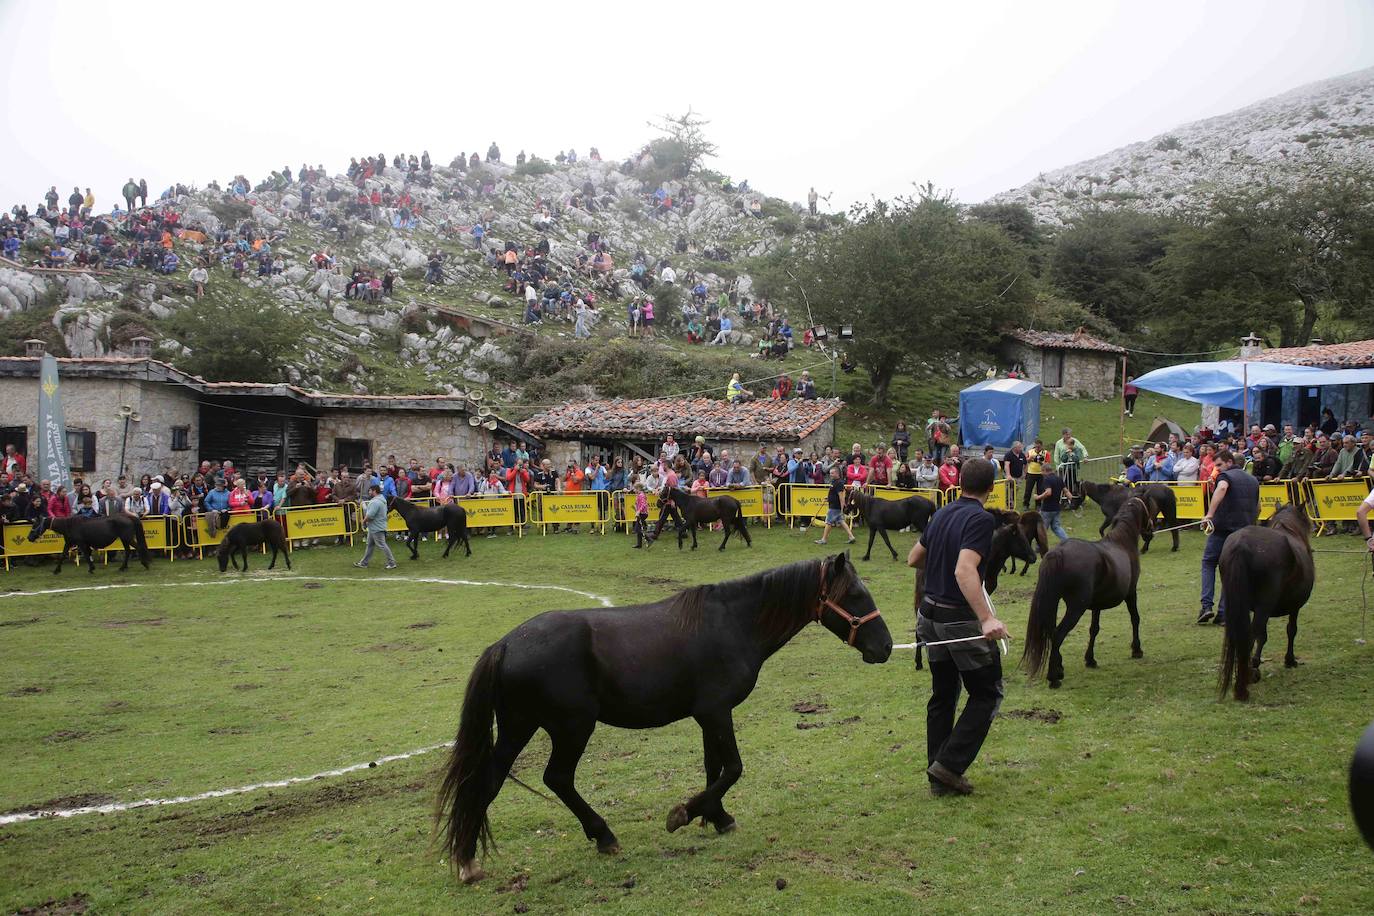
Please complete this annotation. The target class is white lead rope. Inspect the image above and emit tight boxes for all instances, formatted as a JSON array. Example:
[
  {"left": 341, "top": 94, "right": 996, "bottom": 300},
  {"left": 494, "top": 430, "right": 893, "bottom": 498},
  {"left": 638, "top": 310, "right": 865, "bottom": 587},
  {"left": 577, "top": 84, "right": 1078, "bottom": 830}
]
[{"left": 895, "top": 586, "right": 1010, "bottom": 655}]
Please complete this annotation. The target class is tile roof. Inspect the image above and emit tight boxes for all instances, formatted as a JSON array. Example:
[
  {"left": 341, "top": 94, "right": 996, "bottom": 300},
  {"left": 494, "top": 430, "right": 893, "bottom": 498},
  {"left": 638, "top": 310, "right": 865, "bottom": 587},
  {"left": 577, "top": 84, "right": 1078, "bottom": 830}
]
[
  {"left": 520, "top": 397, "right": 844, "bottom": 442},
  {"left": 1247, "top": 339, "right": 1374, "bottom": 368},
  {"left": 1004, "top": 328, "right": 1125, "bottom": 354}
]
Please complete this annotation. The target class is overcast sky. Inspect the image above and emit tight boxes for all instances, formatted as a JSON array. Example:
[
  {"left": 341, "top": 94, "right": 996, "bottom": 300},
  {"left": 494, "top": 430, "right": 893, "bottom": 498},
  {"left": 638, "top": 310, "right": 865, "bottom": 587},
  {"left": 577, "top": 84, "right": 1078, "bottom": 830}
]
[{"left": 3, "top": 1, "right": 1371, "bottom": 213}]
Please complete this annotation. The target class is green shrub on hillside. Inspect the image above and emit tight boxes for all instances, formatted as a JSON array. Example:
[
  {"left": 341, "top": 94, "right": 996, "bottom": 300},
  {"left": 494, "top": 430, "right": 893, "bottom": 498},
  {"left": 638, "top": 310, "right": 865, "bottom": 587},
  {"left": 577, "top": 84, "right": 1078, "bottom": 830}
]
[{"left": 514, "top": 157, "right": 554, "bottom": 177}]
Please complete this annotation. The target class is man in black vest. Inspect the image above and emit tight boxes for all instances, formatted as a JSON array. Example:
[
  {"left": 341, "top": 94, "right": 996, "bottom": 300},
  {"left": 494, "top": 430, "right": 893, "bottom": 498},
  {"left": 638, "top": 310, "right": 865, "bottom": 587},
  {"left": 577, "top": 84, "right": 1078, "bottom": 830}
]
[
  {"left": 907, "top": 457, "right": 1010, "bottom": 797},
  {"left": 1197, "top": 449, "right": 1259, "bottom": 625}
]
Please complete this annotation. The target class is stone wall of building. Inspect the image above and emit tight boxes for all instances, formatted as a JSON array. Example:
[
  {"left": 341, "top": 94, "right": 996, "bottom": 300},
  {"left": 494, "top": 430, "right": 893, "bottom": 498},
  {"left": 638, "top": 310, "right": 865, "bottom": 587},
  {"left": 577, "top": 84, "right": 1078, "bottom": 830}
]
[
  {"left": 0, "top": 376, "right": 198, "bottom": 482},
  {"left": 315, "top": 410, "right": 487, "bottom": 470},
  {"left": 1002, "top": 341, "right": 1118, "bottom": 400}
]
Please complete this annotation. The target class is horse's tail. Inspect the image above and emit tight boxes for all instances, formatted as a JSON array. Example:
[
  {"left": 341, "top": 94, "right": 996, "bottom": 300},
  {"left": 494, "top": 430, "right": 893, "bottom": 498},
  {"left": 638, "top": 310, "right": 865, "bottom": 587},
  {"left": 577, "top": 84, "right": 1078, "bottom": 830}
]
[
  {"left": 1219, "top": 551, "right": 1252, "bottom": 701},
  {"left": 131, "top": 518, "right": 151, "bottom": 567},
  {"left": 436, "top": 640, "right": 506, "bottom": 872},
  {"left": 1021, "top": 549, "right": 1064, "bottom": 677}
]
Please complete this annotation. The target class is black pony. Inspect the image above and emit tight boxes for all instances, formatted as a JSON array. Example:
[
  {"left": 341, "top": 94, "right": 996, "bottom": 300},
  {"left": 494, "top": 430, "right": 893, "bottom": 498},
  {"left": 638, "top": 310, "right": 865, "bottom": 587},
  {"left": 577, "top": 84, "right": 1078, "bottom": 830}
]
[
  {"left": 1082, "top": 481, "right": 1179, "bottom": 553},
  {"left": 1021, "top": 497, "right": 1152, "bottom": 688},
  {"left": 217, "top": 519, "right": 292, "bottom": 572},
  {"left": 388, "top": 496, "right": 471, "bottom": 560},
  {"left": 1219, "top": 504, "right": 1315, "bottom": 701},
  {"left": 912, "top": 508, "right": 1034, "bottom": 670},
  {"left": 651, "top": 486, "right": 751, "bottom": 551},
  {"left": 842, "top": 488, "right": 936, "bottom": 561},
  {"left": 1006, "top": 510, "right": 1049, "bottom": 576},
  {"left": 28, "top": 514, "right": 150, "bottom": 575},
  {"left": 435, "top": 554, "right": 892, "bottom": 883}
]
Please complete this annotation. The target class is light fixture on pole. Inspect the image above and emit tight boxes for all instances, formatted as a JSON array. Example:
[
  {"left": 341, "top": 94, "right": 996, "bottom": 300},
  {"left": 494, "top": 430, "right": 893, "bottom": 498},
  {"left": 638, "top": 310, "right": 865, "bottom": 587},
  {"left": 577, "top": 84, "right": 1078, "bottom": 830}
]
[{"left": 117, "top": 405, "right": 141, "bottom": 475}]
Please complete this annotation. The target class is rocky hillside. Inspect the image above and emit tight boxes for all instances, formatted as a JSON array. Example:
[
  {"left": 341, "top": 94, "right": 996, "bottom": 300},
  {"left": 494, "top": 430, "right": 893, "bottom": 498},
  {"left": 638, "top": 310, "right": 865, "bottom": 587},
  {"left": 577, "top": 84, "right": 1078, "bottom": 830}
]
[
  {"left": 990, "top": 66, "right": 1374, "bottom": 226},
  {"left": 0, "top": 153, "right": 819, "bottom": 398}
]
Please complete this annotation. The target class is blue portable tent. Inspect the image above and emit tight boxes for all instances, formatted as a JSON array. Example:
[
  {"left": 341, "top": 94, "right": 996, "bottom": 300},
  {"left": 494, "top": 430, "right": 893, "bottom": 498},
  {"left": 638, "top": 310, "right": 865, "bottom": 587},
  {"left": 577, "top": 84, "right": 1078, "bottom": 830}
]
[{"left": 959, "top": 379, "right": 1040, "bottom": 452}]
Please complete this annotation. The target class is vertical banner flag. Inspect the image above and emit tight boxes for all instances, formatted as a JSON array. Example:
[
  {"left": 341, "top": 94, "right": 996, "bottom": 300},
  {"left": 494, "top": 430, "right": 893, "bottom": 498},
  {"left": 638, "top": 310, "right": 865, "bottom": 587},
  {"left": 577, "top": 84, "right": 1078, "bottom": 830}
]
[{"left": 37, "top": 354, "right": 72, "bottom": 491}]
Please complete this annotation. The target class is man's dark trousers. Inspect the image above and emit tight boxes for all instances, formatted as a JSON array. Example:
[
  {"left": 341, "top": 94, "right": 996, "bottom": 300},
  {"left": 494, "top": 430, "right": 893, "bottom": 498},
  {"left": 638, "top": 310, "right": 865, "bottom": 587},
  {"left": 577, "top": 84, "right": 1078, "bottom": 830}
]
[{"left": 918, "top": 609, "right": 1004, "bottom": 778}]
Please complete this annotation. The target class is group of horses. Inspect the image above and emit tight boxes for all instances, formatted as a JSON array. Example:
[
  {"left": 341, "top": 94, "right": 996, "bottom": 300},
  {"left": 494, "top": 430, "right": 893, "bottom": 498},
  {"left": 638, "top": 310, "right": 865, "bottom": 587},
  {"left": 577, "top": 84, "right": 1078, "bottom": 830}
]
[
  {"left": 19, "top": 491, "right": 473, "bottom": 577},
  {"left": 437, "top": 478, "right": 1320, "bottom": 882}
]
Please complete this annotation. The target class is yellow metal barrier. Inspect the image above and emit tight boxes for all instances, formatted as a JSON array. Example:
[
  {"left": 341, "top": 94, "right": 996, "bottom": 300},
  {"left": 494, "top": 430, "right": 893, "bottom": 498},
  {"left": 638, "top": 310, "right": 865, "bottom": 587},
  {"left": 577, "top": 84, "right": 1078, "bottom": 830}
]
[
  {"left": 185, "top": 509, "right": 268, "bottom": 558},
  {"left": 1257, "top": 481, "right": 1299, "bottom": 521},
  {"left": 458, "top": 494, "right": 525, "bottom": 536},
  {"left": 706, "top": 486, "right": 771, "bottom": 526},
  {"left": 280, "top": 502, "right": 354, "bottom": 545},
  {"left": 1138, "top": 480, "right": 1210, "bottom": 519},
  {"left": 777, "top": 483, "right": 830, "bottom": 527},
  {"left": 869, "top": 485, "right": 943, "bottom": 507},
  {"left": 528, "top": 491, "right": 609, "bottom": 535},
  {"left": 1, "top": 522, "right": 66, "bottom": 569},
  {"left": 1304, "top": 478, "right": 1371, "bottom": 531},
  {"left": 611, "top": 489, "right": 662, "bottom": 531},
  {"left": 96, "top": 514, "right": 180, "bottom": 562}
]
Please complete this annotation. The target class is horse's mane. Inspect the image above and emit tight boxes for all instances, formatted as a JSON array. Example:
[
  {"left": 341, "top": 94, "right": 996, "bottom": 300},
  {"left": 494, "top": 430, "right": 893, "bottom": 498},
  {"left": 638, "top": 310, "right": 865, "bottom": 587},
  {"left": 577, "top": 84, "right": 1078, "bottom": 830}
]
[
  {"left": 1265, "top": 504, "right": 1312, "bottom": 550},
  {"left": 668, "top": 558, "right": 836, "bottom": 643},
  {"left": 1104, "top": 497, "right": 1150, "bottom": 547}
]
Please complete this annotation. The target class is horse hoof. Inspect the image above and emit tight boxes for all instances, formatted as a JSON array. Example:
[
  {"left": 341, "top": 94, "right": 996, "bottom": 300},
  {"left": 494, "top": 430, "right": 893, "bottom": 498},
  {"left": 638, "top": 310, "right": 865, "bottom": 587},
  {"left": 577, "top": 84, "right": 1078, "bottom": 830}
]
[
  {"left": 597, "top": 840, "right": 621, "bottom": 855},
  {"left": 1285, "top": 658, "right": 1299, "bottom": 668},
  {"left": 715, "top": 817, "right": 737, "bottom": 835},
  {"left": 1084, "top": 659, "right": 1097, "bottom": 669},
  {"left": 666, "top": 804, "right": 691, "bottom": 833},
  {"left": 1131, "top": 649, "right": 1144, "bottom": 659},
  {"left": 1251, "top": 669, "right": 1262, "bottom": 683},
  {"left": 1048, "top": 680, "right": 1062, "bottom": 689},
  {"left": 458, "top": 860, "right": 485, "bottom": 884}
]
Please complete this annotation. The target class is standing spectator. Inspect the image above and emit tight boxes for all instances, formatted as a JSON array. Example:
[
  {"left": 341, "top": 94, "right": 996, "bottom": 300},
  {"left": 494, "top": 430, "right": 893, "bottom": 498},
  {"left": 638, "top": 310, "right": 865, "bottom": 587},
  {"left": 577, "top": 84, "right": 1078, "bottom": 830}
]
[
  {"left": 1033, "top": 463, "right": 1069, "bottom": 542},
  {"left": 122, "top": 178, "right": 139, "bottom": 213},
  {"left": 937, "top": 454, "right": 960, "bottom": 492},
  {"left": 1123, "top": 376, "right": 1139, "bottom": 417},
  {"left": 189, "top": 263, "right": 208, "bottom": 299},
  {"left": 893, "top": 421, "right": 912, "bottom": 463},
  {"left": 138, "top": 178, "right": 148, "bottom": 208},
  {"left": 355, "top": 483, "right": 398, "bottom": 569}
]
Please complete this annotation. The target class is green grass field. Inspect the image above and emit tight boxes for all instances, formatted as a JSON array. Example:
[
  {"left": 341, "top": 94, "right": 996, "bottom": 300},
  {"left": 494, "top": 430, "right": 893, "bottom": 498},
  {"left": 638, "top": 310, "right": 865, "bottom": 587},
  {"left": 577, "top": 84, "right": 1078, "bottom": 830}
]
[{"left": 2, "top": 515, "right": 1372, "bottom": 914}]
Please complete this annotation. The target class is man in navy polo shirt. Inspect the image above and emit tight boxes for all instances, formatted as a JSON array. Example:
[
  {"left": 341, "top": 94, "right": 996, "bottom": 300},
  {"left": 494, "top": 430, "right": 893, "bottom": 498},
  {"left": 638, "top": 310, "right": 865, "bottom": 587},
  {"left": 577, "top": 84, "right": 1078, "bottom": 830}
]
[{"left": 907, "top": 458, "right": 1010, "bottom": 797}]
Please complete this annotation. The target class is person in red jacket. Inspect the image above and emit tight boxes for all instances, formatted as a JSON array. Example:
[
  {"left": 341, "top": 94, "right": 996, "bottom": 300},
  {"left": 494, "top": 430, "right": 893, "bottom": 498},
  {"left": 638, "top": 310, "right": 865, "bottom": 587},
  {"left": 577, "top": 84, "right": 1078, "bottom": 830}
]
[
  {"left": 48, "top": 485, "right": 73, "bottom": 518},
  {"left": 2, "top": 444, "right": 25, "bottom": 477},
  {"left": 938, "top": 455, "right": 961, "bottom": 491},
  {"left": 506, "top": 459, "right": 531, "bottom": 529}
]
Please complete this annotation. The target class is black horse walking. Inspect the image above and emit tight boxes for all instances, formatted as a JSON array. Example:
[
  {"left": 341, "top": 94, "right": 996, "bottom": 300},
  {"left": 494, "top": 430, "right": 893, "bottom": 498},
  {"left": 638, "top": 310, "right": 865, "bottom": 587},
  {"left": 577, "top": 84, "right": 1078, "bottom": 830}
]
[
  {"left": 1005, "top": 510, "right": 1049, "bottom": 576},
  {"left": 28, "top": 514, "right": 150, "bottom": 574},
  {"left": 388, "top": 496, "right": 471, "bottom": 560},
  {"left": 436, "top": 554, "right": 892, "bottom": 883},
  {"left": 1021, "top": 497, "right": 1152, "bottom": 688},
  {"left": 1081, "top": 481, "right": 1180, "bottom": 553},
  {"left": 842, "top": 488, "right": 936, "bottom": 561},
  {"left": 651, "top": 486, "right": 751, "bottom": 550},
  {"left": 1218, "top": 504, "right": 1315, "bottom": 701},
  {"left": 217, "top": 519, "right": 292, "bottom": 572}
]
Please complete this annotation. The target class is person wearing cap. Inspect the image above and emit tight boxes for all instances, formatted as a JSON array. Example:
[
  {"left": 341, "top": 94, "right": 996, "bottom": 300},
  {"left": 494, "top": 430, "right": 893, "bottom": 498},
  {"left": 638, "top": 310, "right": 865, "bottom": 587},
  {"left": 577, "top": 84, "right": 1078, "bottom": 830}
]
[
  {"left": 355, "top": 483, "right": 398, "bottom": 569},
  {"left": 144, "top": 481, "right": 170, "bottom": 516},
  {"left": 123, "top": 487, "right": 146, "bottom": 517}
]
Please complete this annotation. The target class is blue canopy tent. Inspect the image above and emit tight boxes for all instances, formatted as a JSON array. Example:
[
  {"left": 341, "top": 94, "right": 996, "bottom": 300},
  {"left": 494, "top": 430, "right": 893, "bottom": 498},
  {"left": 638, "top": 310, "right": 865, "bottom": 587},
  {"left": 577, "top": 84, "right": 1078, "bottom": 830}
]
[
  {"left": 959, "top": 378, "right": 1040, "bottom": 451},
  {"left": 1131, "top": 361, "right": 1330, "bottom": 410}
]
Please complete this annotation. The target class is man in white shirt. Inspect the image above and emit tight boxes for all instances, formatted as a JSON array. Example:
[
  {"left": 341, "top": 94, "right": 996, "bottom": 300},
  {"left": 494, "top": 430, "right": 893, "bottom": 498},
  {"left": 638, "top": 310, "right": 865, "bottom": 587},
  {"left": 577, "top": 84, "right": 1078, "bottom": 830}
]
[{"left": 660, "top": 265, "right": 676, "bottom": 285}]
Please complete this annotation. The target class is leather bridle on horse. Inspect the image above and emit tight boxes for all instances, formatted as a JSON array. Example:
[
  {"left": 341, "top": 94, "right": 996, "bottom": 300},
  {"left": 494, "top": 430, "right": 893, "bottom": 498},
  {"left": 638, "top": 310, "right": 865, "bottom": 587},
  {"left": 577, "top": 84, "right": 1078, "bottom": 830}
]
[{"left": 813, "top": 563, "right": 882, "bottom": 646}]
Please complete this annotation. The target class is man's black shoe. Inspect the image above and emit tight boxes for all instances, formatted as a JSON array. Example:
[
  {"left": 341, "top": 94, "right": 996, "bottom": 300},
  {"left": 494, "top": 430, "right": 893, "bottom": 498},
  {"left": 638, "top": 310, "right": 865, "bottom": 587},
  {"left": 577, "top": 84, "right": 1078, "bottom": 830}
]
[
  {"left": 926, "top": 761, "right": 974, "bottom": 795},
  {"left": 1196, "top": 608, "right": 1215, "bottom": 625}
]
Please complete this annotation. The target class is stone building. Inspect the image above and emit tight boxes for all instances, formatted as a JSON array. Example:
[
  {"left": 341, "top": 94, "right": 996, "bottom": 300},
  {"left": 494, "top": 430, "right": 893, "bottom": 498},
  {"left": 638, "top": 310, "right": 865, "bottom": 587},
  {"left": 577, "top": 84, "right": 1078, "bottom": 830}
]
[
  {"left": 0, "top": 352, "right": 532, "bottom": 481},
  {"left": 1000, "top": 329, "right": 1125, "bottom": 400},
  {"left": 1229, "top": 338, "right": 1374, "bottom": 431},
  {"left": 520, "top": 397, "right": 845, "bottom": 468}
]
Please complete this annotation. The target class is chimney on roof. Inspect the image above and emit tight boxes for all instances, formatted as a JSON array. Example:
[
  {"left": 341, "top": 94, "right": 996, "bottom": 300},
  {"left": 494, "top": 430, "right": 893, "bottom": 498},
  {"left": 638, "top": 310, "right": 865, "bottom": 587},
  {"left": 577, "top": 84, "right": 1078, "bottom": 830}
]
[
  {"left": 129, "top": 336, "right": 154, "bottom": 358},
  {"left": 24, "top": 339, "right": 45, "bottom": 358},
  {"left": 1308, "top": 338, "right": 1324, "bottom": 347},
  {"left": 1240, "top": 332, "right": 1263, "bottom": 358}
]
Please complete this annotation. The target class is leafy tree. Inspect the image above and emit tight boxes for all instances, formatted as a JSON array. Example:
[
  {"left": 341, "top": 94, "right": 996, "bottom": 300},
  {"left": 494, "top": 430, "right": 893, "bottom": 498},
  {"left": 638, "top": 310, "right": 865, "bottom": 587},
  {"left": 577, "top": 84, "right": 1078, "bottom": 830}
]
[
  {"left": 646, "top": 109, "right": 719, "bottom": 178},
  {"left": 783, "top": 186, "right": 1034, "bottom": 406},
  {"left": 1049, "top": 209, "right": 1173, "bottom": 331},
  {"left": 1152, "top": 163, "right": 1374, "bottom": 349},
  {"left": 172, "top": 294, "right": 304, "bottom": 382}
]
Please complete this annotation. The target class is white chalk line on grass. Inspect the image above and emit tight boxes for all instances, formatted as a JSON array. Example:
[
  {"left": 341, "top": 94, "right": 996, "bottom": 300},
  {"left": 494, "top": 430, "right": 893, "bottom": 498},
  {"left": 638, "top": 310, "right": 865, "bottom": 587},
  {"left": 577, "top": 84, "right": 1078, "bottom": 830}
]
[
  {"left": 0, "top": 575, "right": 614, "bottom": 825},
  {"left": 0, "top": 743, "right": 450, "bottom": 826}
]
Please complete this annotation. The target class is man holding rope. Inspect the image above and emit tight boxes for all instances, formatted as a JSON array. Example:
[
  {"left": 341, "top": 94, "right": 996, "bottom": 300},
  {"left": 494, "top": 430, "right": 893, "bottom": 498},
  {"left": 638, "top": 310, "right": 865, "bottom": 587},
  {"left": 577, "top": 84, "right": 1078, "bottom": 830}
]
[
  {"left": 1197, "top": 449, "right": 1258, "bottom": 625},
  {"left": 907, "top": 457, "right": 1011, "bottom": 797}
]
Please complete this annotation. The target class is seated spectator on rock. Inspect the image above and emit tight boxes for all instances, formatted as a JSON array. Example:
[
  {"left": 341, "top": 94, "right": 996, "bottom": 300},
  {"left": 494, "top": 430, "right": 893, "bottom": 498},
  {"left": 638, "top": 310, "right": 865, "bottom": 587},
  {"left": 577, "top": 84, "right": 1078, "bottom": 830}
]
[
  {"left": 709, "top": 313, "right": 734, "bottom": 346},
  {"left": 686, "top": 316, "right": 704, "bottom": 344}
]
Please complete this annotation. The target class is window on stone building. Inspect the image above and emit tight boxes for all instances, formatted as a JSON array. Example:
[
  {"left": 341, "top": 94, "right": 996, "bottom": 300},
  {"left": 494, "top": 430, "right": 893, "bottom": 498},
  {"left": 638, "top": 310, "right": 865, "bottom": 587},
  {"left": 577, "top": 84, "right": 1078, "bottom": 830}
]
[
  {"left": 171, "top": 426, "right": 190, "bottom": 451},
  {"left": 66, "top": 429, "right": 96, "bottom": 472},
  {"left": 334, "top": 438, "right": 372, "bottom": 472},
  {"left": 1043, "top": 350, "right": 1064, "bottom": 389}
]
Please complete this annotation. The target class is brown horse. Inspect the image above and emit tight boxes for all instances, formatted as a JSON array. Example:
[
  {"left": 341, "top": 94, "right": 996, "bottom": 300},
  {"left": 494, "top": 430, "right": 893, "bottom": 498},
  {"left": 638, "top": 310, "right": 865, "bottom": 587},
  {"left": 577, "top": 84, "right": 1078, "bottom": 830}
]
[
  {"left": 1006, "top": 510, "right": 1049, "bottom": 576},
  {"left": 1218, "top": 504, "right": 1315, "bottom": 701},
  {"left": 1021, "top": 497, "right": 1152, "bottom": 688}
]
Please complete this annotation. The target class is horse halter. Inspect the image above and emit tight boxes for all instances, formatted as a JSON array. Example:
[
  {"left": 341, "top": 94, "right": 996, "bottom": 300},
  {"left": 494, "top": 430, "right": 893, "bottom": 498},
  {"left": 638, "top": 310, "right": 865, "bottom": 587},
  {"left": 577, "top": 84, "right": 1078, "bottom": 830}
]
[{"left": 813, "top": 563, "right": 882, "bottom": 646}]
